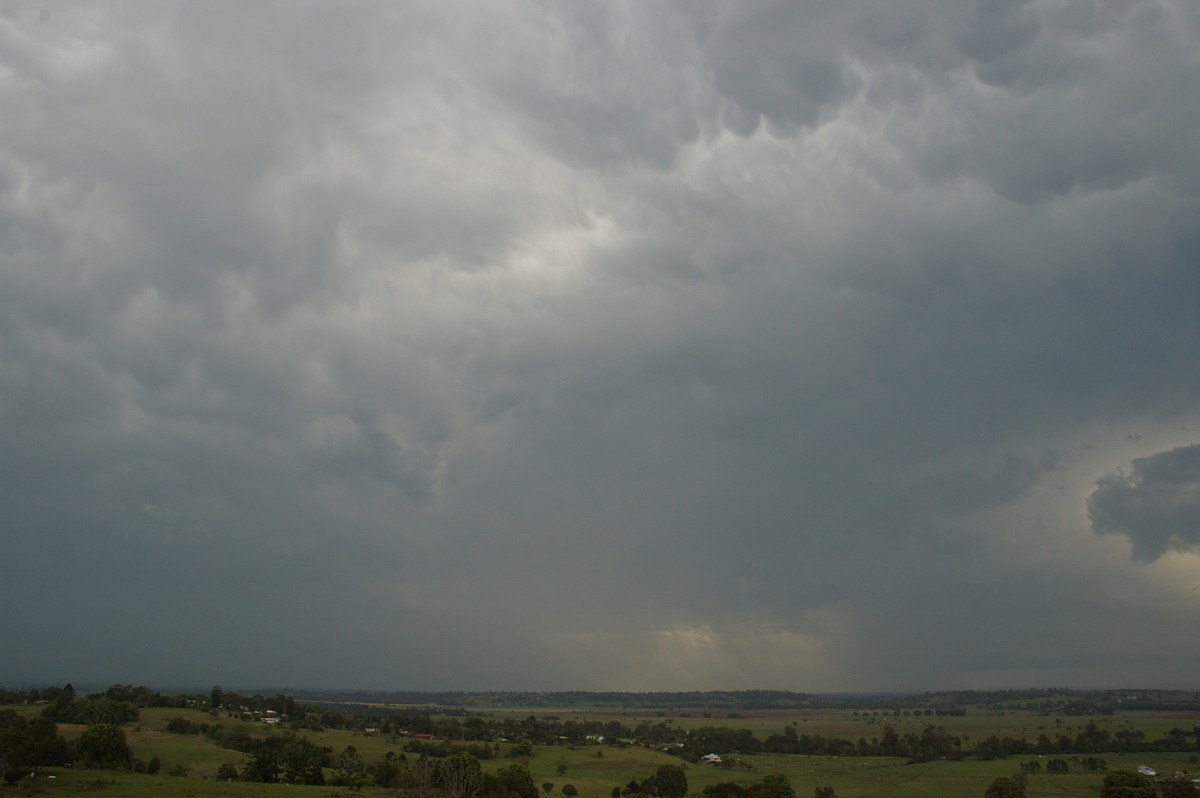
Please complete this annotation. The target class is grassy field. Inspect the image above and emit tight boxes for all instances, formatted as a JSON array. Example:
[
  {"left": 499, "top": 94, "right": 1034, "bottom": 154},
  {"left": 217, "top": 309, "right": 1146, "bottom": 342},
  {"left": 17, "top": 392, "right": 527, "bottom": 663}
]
[{"left": 4, "top": 702, "right": 1198, "bottom": 798}]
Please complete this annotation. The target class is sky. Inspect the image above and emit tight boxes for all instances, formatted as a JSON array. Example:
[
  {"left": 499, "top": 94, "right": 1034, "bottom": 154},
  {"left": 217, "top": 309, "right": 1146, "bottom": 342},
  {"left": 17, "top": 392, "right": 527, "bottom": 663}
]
[{"left": 2, "top": 0, "right": 1200, "bottom": 695}]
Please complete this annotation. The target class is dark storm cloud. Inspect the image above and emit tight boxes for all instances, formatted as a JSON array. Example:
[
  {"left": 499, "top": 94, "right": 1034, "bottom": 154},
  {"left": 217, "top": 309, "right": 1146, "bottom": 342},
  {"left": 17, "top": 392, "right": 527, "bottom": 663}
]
[
  {"left": 1089, "top": 445, "right": 1200, "bottom": 562},
  {"left": 2, "top": 0, "right": 1199, "bottom": 691}
]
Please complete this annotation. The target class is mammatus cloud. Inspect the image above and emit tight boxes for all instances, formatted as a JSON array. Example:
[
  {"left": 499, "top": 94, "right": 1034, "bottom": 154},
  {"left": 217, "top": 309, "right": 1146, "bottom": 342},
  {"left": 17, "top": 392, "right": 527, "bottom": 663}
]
[
  {"left": 1089, "top": 444, "right": 1200, "bottom": 562},
  {"left": 2, "top": 1, "right": 1200, "bottom": 692}
]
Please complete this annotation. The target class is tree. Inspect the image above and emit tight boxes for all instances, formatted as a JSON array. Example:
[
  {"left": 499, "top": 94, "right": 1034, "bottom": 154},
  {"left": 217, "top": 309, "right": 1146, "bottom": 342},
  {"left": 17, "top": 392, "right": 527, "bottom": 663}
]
[
  {"left": 1101, "top": 769, "right": 1159, "bottom": 798},
  {"left": 29, "top": 717, "right": 68, "bottom": 769},
  {"left": 242, "top": 738, "right": 283, "bottom": 783},
  {"left": 372, "top": 751, "right": 402, "bottom": 788},
  {"left": 280, "top": 734, "right": 328, "bottom": 785},
  {"left": 815, "top": 789, "right": 838, "bottom": 798},
  {"left": 491, "top": 763, "right": 538, "bottom": 798},
  {"left": 983, "top": 776, "right": 1026, "bottom": 798},
  {"left": 210, "top": 686, "right": 224, "bottom": 709},
  {"left": 563, "top": 786, "right": 578, "bottom": 797},
  {"left": 73, "top": 724, "right": 133, "bottom": 768},
  {"left": 1, "top": 710, "right": 36, "bottom": 784},
  {"left": 333, "top": 745, "right": 366, "bottom": 790},
  {"left": 413, "top": 755, "right": 438, "bottom": 798},
  {"left": 648, "top": 764, "right": 688, "bottom": 798},
  {"left": 441, "top": 751, "right": 485, "bottom": 798}
]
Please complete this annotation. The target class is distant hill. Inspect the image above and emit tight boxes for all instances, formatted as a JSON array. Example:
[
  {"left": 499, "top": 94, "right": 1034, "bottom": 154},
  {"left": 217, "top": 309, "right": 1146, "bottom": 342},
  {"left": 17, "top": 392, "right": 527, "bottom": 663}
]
[{"left": 273, "top": 687, "right": 1200, "bottom": 713}]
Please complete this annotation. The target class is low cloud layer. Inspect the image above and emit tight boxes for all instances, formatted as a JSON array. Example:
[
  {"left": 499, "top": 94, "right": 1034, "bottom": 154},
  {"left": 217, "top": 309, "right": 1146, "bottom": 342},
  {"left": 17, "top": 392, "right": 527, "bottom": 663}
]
[{"left": 2, "top": 1, "right": 1199, "bottom": 692}]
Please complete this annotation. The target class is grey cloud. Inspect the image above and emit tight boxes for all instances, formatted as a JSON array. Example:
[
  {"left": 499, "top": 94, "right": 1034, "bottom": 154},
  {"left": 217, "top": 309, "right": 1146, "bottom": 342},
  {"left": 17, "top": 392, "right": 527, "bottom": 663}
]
[
  {"left": 480, "top": 4, "right": 707, "bottom": 168},
  {"left": 2, "top": 0, "right": 1200, "bottom": 691},
  {"left": 1089, "top": 445, "right": 1200, "bottom": 562},
  {"left": 956, "top": 0, "right": 1040, "bottom": 81},
  {"left": 704, "top": 3, "right": 858, "bottom": 133}
]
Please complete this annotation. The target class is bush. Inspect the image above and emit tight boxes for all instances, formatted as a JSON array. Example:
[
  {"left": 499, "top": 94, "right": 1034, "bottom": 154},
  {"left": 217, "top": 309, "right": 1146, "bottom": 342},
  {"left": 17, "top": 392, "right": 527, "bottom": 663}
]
[{"left": 166, "top": 717, "right": 201, "bottom": 734}]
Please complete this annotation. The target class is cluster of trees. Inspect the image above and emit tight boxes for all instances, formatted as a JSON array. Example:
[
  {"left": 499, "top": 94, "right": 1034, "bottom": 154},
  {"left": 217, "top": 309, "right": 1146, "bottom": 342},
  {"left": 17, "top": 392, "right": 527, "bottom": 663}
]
[
  {"left": 236, "top": 732, "right": 329, "bottom": 784},
  {"left": 210, "top": 686, "right": 301, "bottom": 718},
  {"left": 969, "top": 721, "right": 1200, "bottom": 759},
  {"left": 40, "top": 688, "right": 141, "bottom": 726},
  {"left": 0, "top": 710, "right": 69, "bottom": 784},
  {"left": 5, "top": 683, "right": 212, "bottom": 711},
  {"left": 674, "top": 723, "right": 963, "bottom": 761},
  {"left": 1018, "top": 756, "right": 1107, "bottom": 774},
  {"left": 214, "top": 743, "right": 543, "bottom": 797},
  {"left": 0, "top": 713, "right": 150, "bottom": 783},
  {"left": 5, "top": 682, "right": 309, "bottom": 719},
  {"left": 852, "top": 708, "right": 968, "bottom": 718}
]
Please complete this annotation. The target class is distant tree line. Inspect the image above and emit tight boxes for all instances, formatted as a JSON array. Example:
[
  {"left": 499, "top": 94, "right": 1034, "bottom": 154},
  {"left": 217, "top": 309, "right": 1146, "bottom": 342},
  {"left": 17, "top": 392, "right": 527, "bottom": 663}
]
[
  {"left": 281, "top": 687, "right": 1200, "bottom": 714},
  {"left": 671, "top": 721, "right": 1200, "bottom": 762}
]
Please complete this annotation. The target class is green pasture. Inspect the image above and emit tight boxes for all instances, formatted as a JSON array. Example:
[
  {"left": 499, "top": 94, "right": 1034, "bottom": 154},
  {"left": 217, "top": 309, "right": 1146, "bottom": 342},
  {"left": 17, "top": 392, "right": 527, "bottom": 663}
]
[{"left": 4, "top": 702, "right": 1199, "bottom": 798}]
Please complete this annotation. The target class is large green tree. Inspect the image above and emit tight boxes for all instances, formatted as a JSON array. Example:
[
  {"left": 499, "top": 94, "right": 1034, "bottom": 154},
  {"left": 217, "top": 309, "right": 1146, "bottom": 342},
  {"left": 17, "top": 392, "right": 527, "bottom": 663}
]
[
  {"left": 242, "top": 738, "right": 283, "bottom": 783},
  {"left": 73, "top": 724, "right": 133, "bottom": 768},
  {"left": 490, "top": 762, "right": 538, "bottom": 798},
  {"left": 1, "top": 710, "right": 35, "bottom": 784},
  {"left": 647, "top": 765, "right": 688, "bottom": 798},
  {"left": 1100, "top": 769, "right": 1159, "bottom": 798}
]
